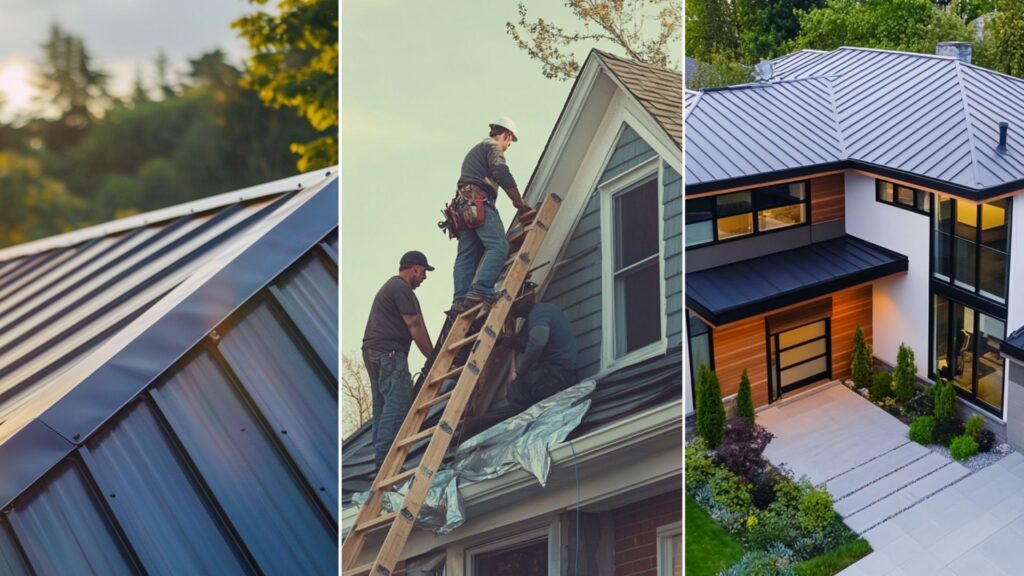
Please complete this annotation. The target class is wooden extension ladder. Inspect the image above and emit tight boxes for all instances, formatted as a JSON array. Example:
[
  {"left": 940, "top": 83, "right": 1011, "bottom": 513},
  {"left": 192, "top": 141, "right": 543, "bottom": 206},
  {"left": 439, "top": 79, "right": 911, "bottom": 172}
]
[{"left": 341, "top": 193, "right": 562, "bottom": 575}]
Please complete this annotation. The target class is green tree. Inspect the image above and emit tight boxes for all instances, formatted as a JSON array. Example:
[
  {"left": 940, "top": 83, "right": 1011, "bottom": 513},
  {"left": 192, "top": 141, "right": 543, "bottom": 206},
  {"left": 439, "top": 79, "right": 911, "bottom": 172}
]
[
  {"left": 735, "top": 0, "right": 825, "bottom": 61},
  {"left": 507, "top": 0, "right": 681, "bottom": 80},
  {"left": 792, "top": 0, "right": 972, "bottom": 54},
  {"left": 686, "top": 52, "right": 754, "bottom": 89},
  {"left": 851, "top": 325, "right": 872, "bottom": 389},
  {"left": 233, "top": 0, "right": 338, "bottom": 171},
  {"left": 934, "top": 377, "right": 956, "bottom": 421},
  {"left": 736, "top": 368, "right": 755, "bottom": 422},
  {"left": 154, "top": 50, "right": 177, "bottom": 100},
  {"left": 696, "top": 364, "right": 727, "bottom": 448},
  {"left": 686, "top": 0, "right": 740, "bottom": 62},
  {"left": 131, "top": 66, "right": 150, "bottom": 106},
  {"left": 34, "top": 23, "right": 110, "bottom": 130},
  {"left": 893, "top": 343, "right": 917, "bottom": 403},
  {"left": 975, "top": 0, "right": 1024, "bottom": 76},
  {"left": 0, "top": 152, "right": 85, "bottom": 247}
]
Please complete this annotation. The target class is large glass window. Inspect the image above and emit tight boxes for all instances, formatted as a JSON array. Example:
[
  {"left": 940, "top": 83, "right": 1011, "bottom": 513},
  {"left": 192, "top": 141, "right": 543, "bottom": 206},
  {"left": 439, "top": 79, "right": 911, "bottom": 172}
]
[
  {"left": 932, "top": 294, "right": 1006, "bottom": 413},
  {"left": 932, "top": 195, "right": 1011, "bottom": 304},
  {"left": 877, "top": 180, "right": 931, "bottom": 215},
  {"left": 614, "top": 178, "right": 661, "bottom": 355},
  {"left": 770, "top": 319, "right": 831, "bottom": 400},
  {"left": 687, "top": 311, "right": 713, "bottom": 405},
  {"left": 686, "top": 181, "right": 809, "bottom": 247},
  {"left": 473, "top": 539, "right": 547, "bottom": 576}
]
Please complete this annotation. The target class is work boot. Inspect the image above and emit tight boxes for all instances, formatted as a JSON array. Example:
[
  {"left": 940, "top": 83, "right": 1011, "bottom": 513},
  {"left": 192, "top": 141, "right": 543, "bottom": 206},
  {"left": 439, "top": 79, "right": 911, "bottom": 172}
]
[
  {"left": 463, "top": 289, "right": 498, "bottom": 315},
  {"left": 447, "top": 298, "right": 468, "bottom": 318}
]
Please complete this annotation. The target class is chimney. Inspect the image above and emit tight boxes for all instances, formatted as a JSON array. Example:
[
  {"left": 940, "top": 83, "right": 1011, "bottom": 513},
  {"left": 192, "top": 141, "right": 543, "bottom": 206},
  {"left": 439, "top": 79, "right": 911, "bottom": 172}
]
[
  {"left": 999, "top": 122, "right": 1009, "bottom": 152},
  {"left": 937, "top": 42, "right": 972, "bottom": 64}
]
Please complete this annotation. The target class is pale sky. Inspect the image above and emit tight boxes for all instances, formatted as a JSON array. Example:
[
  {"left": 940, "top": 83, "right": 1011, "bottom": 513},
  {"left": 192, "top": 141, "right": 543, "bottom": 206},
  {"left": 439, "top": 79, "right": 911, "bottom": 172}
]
[
  {"left": 341, "top": 1, "right": 679, "bottom": 368},
  {"left": 0, "top": 0, "right": 250, "bottom": 121}
]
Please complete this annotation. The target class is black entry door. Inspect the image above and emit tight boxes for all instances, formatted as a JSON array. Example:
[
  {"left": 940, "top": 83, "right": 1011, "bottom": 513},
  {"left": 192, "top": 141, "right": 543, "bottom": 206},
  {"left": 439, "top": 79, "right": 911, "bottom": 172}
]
[{"left": 770, "top": 319, "right": 831, "bottom": 401}]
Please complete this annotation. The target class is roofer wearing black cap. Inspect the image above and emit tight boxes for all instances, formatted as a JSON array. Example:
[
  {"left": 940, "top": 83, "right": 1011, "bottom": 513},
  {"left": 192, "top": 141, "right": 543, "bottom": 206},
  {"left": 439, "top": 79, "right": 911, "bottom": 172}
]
[{"left": 363, "top": 251, "right": 435, "bottom": 470}]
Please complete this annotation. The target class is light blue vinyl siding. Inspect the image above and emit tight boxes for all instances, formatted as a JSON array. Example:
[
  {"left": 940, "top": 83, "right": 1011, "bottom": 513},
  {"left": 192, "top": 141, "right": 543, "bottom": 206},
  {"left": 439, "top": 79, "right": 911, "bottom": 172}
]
[
  {"left": 545, "top": 124, "right": 657, "bottom": 378},
  {"left": 663, "top": 163, "right": 683, "bottom": 347}
]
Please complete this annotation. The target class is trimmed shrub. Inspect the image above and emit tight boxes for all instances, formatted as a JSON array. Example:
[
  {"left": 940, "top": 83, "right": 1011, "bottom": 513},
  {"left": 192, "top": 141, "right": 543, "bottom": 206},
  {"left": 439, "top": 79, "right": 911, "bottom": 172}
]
[
  {"left": 696, "top": 364, "right": 726, "bottom": 448},
  {"left": 798, "top": 486, "right": 835, "bottom": 534},
  {"left": 933, "top": 378, "right": 956, "bottom": 422},
  {"left": 893, "top": 344, "right": 917, "bottom": 403},
  {"left": 746, "top": 500, "right": 802, "bottom": 551},
  {"left": 905, "top": 391, "right": 935, "bottom": 419},
  {"left": 737, "top": 368, "right": 756, "bottom": 422},
  {"left": 950, "top": 434, "right": 978, "bottom": 461},
  {"left": 934, "top": 418, "right": 965, "bottom": 447},
  {"left": 908, "top": 416, "right": 935, "bottom": 445},
  {"left": 685, "top": 438, "right": 715, "bottom": 491},
  {"left": 716, "top": 417, "right": 775, "bottom": 482},
  {"left": 869, "top": 372, "right": 892, "bottom": 401},
  {"left": 977, "top": 429, "right": 996, "bottom": 453},
  {"left": 710, "top": 467, "right": 753, "bottom": 513},
  {"left": 850, "top": 326, "right": 872, "bottom": 389},
  {"left": 965, "top": 414, "right": 984, "bottom": 439}
]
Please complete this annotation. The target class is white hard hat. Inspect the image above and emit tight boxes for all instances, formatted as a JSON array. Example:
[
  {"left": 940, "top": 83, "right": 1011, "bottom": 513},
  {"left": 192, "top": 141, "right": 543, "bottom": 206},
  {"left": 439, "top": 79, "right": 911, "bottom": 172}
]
[{"left": 490, "top": 116, "right": 519, "bottom": 141}]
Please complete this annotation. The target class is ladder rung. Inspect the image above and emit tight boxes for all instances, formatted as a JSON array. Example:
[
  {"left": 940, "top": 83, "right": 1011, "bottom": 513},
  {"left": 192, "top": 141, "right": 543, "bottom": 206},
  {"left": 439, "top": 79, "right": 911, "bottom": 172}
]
[
  {"left": 447, "top": 332, "right": 479, "bottom": 352},
  {"left": 342, "top": 563, "right": 372, "bottom": 576},
  {"left": 375, "top": 468, "right": 416, "bottom": 490},
  {"left": 428, "top": 365, "right": 463, "bottom": 387},
  {"left": 418, "top": 391, "right": 452, "bottom": 412},
  {"left": 459, "top": 302, "right": 485, "bottom": 318},
  {"left": 396, "top": 425, "right": 436, "bottom": 449},
  {"left": 517, "top": 208, "right": 537, "bottom": 223},
  {"left": 356, "top": 511, "right": 397, "bottom": 534}
]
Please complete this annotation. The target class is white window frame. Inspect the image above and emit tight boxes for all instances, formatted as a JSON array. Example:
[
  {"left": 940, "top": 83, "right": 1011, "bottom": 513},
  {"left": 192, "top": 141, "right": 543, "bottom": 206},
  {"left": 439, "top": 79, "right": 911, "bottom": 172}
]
[
  {"left": 656, "top": 520, "right": 682, "bottom": 576},
  {"left": 599, "top": 150, "right": 667, "bottom": 372},
  {"left": 464, "top": 519, "right": 561, "bottom": 576}
]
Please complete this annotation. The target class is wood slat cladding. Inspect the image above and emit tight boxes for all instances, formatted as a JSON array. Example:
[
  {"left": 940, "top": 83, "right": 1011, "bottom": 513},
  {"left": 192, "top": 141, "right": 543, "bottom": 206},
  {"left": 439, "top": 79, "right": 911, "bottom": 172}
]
[
  {"left": 709, "top": 284, "right": 872, "bottom": 408},
  {"left": 830, "top": 284, "right": 872, "bottom": 381},
  {"left": 811, "top": 173, "right": 845, "bottom": 223},
  {"left": 712, "top": 316, "right": 769, "bottom": 407}
]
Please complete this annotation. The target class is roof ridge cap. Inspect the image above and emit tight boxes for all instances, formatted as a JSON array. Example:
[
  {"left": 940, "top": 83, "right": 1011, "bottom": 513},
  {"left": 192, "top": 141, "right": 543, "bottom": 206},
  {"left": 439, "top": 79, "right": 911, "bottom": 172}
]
[
  {"left": 825, "top": 77, "right": 847, "bottom": 158},
  {"left": 953, "top": 60, "right": 983, "bottom": 187}
]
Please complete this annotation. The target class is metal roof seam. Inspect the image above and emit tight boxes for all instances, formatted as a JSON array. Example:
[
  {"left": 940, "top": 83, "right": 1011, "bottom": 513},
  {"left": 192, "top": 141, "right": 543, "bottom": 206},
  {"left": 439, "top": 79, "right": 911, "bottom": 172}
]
[{"left": 954, "top": 60, "right": 984, "bottom": 186}]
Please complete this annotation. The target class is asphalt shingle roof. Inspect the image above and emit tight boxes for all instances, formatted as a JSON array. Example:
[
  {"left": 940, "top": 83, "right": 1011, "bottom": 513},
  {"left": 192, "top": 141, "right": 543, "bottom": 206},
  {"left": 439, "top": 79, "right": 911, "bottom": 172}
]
[
  {"left": 686, "top": 47, "right": 1024, "bottom": 198},
  {"left": 597, "top": 50, "right": 682, "bottom": 147}
]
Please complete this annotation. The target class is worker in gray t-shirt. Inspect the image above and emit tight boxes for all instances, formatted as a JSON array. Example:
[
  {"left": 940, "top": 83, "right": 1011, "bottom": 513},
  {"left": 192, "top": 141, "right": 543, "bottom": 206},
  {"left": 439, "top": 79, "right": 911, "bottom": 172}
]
[{"left": 362, "top": 251, "right": 435, "bottom": 470}]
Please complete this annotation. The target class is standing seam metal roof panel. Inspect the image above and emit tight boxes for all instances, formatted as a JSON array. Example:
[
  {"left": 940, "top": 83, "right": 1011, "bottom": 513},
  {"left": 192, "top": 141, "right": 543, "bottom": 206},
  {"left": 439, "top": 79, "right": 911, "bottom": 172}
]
[{"left": 271, "top": 250, "right": 339, "bottom": 378}]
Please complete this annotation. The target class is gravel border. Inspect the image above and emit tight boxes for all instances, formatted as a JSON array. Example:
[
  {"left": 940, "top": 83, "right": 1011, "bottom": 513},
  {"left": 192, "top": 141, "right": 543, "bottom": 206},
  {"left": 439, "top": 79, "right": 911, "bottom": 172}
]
[{"left": 929, "top": 442, "right": 1014, "bottom": 471}]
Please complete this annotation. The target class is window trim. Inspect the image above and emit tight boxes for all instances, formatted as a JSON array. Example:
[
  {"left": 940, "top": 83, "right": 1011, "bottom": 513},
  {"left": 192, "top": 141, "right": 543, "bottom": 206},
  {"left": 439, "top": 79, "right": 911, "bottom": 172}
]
[
  {"left": 686, "top": 180, "right": 812, "bottom": 249},
  {"left": 656, "top": 521, "right": 682, "bottom": 576},
  {"left": 876, "top": 179, "right": 931, "bottom": 215},
  {"left": 599, "top": 154, "right": 666, "bottom": 372},
  {"left": 464, "top": 522, "right": 559, "bottom": 576}
]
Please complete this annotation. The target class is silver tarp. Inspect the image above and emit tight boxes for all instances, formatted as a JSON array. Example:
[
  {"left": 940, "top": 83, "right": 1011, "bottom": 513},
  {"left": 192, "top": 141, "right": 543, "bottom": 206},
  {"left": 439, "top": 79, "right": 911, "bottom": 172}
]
[{"left": 353, "top": 379, "right": 595, "bottom": 534}]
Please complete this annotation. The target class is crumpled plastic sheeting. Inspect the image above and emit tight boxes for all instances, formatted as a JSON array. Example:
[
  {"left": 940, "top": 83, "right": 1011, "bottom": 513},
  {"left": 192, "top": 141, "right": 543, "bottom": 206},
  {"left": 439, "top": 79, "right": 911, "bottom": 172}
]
[{"left": 353, "top": 379, "right": 595, "bottom": 535}]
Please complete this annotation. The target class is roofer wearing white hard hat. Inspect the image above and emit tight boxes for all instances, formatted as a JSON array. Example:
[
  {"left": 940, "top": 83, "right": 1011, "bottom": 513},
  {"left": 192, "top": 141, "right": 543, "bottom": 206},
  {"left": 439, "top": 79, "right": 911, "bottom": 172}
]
[{"left": 447, "top": 117, "right": 528, "bottom": 314}]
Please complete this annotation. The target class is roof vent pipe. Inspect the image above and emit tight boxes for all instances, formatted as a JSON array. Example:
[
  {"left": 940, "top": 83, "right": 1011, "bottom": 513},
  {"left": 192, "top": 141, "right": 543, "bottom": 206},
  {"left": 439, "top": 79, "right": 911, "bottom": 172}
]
[{"left": 999, "top": 122, "right": 1009, "bottom": 152}]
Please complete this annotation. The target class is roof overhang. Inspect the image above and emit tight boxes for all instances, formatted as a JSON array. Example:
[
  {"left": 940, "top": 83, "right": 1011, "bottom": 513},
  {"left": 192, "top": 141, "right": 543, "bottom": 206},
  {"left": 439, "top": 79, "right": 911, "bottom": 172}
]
[
  {"left": 1001, "top": 329, "right": 1024, "bottom": 364},
  {"left": 686, "top": 235, "right": 909, "bottom": 326}
]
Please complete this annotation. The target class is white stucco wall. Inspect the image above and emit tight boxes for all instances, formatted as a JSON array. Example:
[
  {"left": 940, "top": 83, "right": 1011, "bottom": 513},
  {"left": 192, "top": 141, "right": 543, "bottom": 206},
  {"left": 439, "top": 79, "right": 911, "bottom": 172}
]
[
  {"left": 1007, "top": 194, "right": 1024, "bottom": 336},
  {"left": 844, "top": 173, "right": 931, "bottom": 376}
]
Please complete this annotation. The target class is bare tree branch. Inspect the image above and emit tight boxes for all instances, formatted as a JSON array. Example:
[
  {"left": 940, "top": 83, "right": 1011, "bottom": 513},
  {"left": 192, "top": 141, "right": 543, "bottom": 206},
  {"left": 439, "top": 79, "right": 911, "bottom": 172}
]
[{"left": 342, "top": 354, "right": 373, "bottom": 439}]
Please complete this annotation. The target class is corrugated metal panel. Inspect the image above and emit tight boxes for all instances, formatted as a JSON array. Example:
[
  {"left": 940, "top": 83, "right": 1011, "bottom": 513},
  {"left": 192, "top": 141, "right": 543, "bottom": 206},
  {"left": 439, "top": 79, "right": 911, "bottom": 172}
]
[
  {"left": 82, "top": 398, "right": 252, "bottom": 575},
  {"left": 662, "top": 164, "right": 683, "bottom": 348},
  {"left": 0, "top": 521, "right": 29, "bottom": 576},
  {"left": 151, "top": 351, "right": 336, "bottom": 576},
  {"left": 218, "top": 301, "right": 338, "bottom": 519},
  {"left": 8, "top": 460, "right": 137, "bottom": 575},
  {"left": 271, "top": 251, "right": 339, "bottom": 377}
]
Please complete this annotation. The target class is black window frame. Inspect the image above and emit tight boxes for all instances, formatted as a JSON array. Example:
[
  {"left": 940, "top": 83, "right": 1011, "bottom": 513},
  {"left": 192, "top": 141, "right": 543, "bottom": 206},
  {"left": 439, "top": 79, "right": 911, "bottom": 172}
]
[
  {"left": 768, "top": 318, "right": 832, "bottom": 402},
  {"left": 930, "top": 194, "right": 1012, "bottom": 305},
  {"left": 686, "top": 180, "right": 811, "bottom": 249},
  {"left": 687, "top": 310, "right": 714, "bottom": 408},
  {"left": 876, "top": 179, "right": 931, "bottom": 215}
]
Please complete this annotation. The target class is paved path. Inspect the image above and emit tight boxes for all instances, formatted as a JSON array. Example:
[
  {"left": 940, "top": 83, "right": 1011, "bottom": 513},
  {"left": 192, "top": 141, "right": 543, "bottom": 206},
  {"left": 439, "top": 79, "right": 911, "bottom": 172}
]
[{"left": 755, "top": 384, "right": 1024, "bottom": 574}]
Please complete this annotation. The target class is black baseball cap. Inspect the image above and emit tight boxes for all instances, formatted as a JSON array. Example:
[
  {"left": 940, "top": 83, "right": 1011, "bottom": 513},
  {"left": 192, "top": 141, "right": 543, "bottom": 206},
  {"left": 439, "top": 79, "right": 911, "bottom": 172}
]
[{"left": 400, "top": 250, "right": 435, "bottom": 271}]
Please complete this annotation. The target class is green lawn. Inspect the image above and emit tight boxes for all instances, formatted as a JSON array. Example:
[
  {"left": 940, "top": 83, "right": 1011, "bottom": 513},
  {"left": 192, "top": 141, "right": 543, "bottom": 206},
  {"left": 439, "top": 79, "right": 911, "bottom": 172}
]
[
  {"left": 794, "top": 538, "right": 872, "bottom": 576},
  {"left": 686, "top": 494, "right": 744, "bottom": 576}
]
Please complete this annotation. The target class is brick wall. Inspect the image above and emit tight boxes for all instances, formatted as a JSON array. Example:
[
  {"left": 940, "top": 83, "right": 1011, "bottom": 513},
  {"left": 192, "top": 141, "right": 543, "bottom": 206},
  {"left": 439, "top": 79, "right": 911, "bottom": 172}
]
[{"left": 611, "top": 490, "right": 682, "bottom": 576}]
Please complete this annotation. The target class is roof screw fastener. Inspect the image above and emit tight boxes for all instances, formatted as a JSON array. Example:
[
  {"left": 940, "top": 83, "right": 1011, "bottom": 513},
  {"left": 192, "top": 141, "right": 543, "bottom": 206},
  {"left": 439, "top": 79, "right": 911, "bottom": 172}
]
[
  {"left": 72, "top": 433, "right": 80, "bottom": 441},
  {"left": 281, "top": 429, "right": 287, "bottom": 435},
  {"left": 209, "top": 330, "right": 221, "bottom": 345}
]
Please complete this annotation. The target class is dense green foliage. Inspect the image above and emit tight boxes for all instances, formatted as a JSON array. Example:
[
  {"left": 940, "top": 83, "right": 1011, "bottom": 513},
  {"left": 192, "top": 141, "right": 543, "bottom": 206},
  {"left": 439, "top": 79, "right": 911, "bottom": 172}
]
[
  {"left": 975, "top": 0, "right": 1024, "bottom": 76},
  {"left": 737, "top": 369, "right": 756, "bottom": 422},
  {"left": 950, "top": 434, "right": 978, "bottom": 461},
  {"left": 686, "top": 494, "right": 745, "bottom": 576},
  {"left": 793, "top": 539, "right": 872, "bottom": 576},
  {"left": 893, "top": 344, "right": 917, "bottom": 403},
  {"left": 686, "top": 0, "right": 741, "bottom": 62},
  {"left": 798, "top": 486, "right": 835, "bottom": 533},
  {"left": 908, "top": 415, "right": 935, "bottom": 445},
  {"left": 850, "top": 327, "right": 872, "bottom": 390},
  {"left": 697, "top": 364, "right": 727, "bottom": 448},
  {"left": 870, "top": 372, "right": 892, "bottom": 401},
  {"left": 792, "top": 0, "right": 972, "bottom": 53},
  {"left": 933, "top": 378, "right": 956, "bottom": 422},
  {"left": 735, "top": 0, "right": 825, "bottom": 61},
  {"left": 965, "top": 413, "right": 985, "bottom": 438}
]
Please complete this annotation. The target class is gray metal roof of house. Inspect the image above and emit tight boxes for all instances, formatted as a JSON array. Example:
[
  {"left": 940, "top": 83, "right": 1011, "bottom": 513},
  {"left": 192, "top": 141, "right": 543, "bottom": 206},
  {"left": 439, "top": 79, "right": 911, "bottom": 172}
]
[
  {"left": 686, "top": 234, "right": 908, "bottom": 325},
  {"left": 686, "top": 47, "right": 1024, "bottom": 198}
]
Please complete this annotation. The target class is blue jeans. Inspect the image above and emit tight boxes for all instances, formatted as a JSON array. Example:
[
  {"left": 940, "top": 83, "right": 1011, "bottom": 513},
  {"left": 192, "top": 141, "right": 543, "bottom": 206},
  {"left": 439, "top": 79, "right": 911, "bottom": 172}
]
[
  {"left": 363, "top": 349, "right": 413, "bottom": 469},
  {"left": 453, "top": 200, "right": 508, "bottom": 299}
]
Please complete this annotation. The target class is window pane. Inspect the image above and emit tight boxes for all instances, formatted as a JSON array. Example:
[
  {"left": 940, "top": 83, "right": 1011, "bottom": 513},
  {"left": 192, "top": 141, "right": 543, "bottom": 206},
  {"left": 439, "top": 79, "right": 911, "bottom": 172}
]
[
  {"left": 758, "top": 204, "right": 806, "bottom": 231},
  {"left": 686, "top": 196, "right": 713, "bottom": 223},
  {"left": 686, "top": 221, "right": 713, "bottom": 247},
  {"left": 934, "top": 295, "right": 950, "bottom": 380},
  {"left": 780, "top": 338, "right": 827, "bottom": 368},
  {"left": 954, "top": 237, "right": 977, "bottom": 290},
  {"left": 778, "top": 320, "right": 826, "bottom": 348},
  {"left": 980, "top": 199, "right": 1010, "bottom": 251},
  {"left": 688, "top": 311, "right": 709, "bottom": 336},
  {"left": 716, "top": 191, "right": 752, "bottom": 217},
  {"left": 781, "top": 356, "right": 828, "bottom": 386},
  {"left": 689, "top": 333, "right": 711, "bottom": 385},
  {"left": 953, "top": 303, "right": 974, "bottom": 394},
  {"left": 979, "top": 246, "right": 1007, "bottom": 302},
  {"left": 618, "top": 262, "right": 660, "bottom": 354},
  {"left": 916, "top": 189, "right": 931, "bottom": 213},
  {"left": 615, "top": 179, "right": 659, "bottom": 269},
  {"left": 977, "top": 314, "right": 1006, "bottom": 410},
  {"left": 936, "top": 196, "right": 953, "bottom": 233},
  {"left": 897, "top": 186, "right": 915, "bottom": 207},
  {"left": 933, "top": 230, "right": 951, "bottom": 281},
  {"left": 474, "top": 540, "right": 547, "bottom": 576},
  {"left": 717, "top": 213, "right": 753, "bottom": 239},
  {"left": 756, "top": 183, "right": 805, "bottom": 210},
  {"left": 672, "top": 533, "right": 682, "bottom": 576},
  {"left": 955, "top": 200, "right": 978, "bottom": 240},
  {"left": 879, "top": 181, "right": 894, "bottom": 202}
]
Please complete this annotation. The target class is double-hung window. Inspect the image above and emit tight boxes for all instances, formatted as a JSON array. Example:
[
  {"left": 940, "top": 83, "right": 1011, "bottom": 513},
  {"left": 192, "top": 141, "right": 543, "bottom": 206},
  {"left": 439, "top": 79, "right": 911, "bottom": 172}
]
[
  {"left": 612, "top": 176, "right": 661, "bottom": 356},
  {"left": 686, "top": 181, "right": 809, "bottom": 247}
]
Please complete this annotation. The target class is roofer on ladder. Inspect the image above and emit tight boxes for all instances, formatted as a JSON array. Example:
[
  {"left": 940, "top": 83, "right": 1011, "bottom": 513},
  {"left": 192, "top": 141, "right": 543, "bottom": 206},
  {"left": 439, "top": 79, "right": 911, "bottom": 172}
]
[
  {"left": 448, "top": 117, "right": 529, "bottom": 315},
  {"left": 362, "top": 251, "right": 435, "bottom": 471}
]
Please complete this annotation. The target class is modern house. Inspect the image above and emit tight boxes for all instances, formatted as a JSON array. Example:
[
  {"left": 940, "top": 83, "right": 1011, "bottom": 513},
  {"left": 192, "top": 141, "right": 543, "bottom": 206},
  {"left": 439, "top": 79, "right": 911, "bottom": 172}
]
[
  {"left": 684, "top": 43, "right": 1024, "bottom": 447},
  {"left": 0, "top": 169, "right": 338, "bottom": 574},
  {"left": 342, "top": 50, "right": 683, "bottom": 575}
]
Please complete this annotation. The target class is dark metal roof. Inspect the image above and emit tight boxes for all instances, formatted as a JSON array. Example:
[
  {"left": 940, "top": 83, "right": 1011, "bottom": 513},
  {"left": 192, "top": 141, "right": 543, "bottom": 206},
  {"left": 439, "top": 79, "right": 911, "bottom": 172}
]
[
  {"left": 1002, "top": 327, "right": 1024, "bottom": 363},
  {"left": 687, "top": 47, "right": 1024, "bottom": 198},
  {"left": 685, "top": 235, "right": 908, "bottom": 325},
  {"left": 341, "top": 349, "right": 683, "bottom": 506}
]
